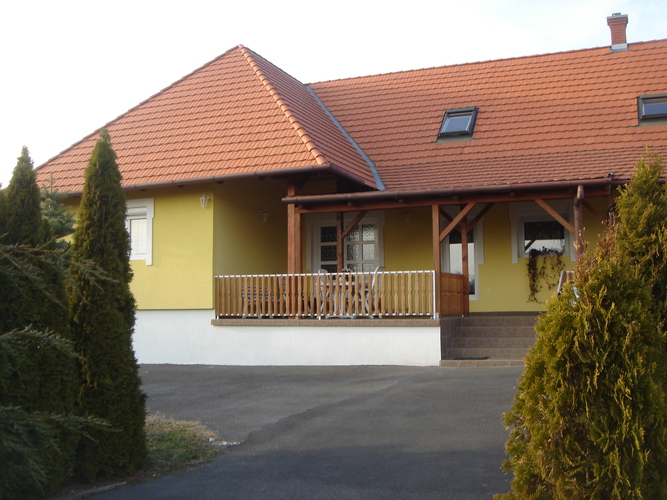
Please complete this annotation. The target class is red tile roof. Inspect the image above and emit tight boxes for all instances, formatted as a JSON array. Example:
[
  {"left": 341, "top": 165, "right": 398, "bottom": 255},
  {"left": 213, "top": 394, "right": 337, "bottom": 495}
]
[
  {"left": 309, "top": 40, "right": 667, "bottom": 192},
  {"left": 36, "top": 45, "right": 377, "bottom": 193},
  {"left": 36, "top": 39, "right": 667, "bottom": 196}
]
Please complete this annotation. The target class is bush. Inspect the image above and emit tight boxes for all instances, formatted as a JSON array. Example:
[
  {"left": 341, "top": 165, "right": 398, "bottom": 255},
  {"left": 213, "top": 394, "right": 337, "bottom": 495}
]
[{"left": 499, "top": 152, "right": 667, "bottom": 499}]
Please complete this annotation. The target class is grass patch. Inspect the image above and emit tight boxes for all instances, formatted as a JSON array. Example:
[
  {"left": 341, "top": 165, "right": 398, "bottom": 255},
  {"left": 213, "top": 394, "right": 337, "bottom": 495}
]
[
  {"left": 144, "top": 413, "right": 220, "bottom": 470},
  {"left": 51, "top": 414, "right": 223, "bottom": 498}
]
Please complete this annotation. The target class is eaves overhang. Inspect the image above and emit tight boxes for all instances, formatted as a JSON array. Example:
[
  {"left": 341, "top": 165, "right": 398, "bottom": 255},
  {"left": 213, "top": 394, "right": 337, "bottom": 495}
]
[
  {"left": 282, "top": 177, "right": 619, "bottom": 208},
  {"left": 63, "top": 162, "right": 372, "bottom": 197}
]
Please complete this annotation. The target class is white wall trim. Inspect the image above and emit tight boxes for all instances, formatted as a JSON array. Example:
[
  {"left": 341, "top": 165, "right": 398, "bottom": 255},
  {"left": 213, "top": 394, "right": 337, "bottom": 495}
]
[{"left": 133, "top": 310, "right": 440, "bottom": 366}]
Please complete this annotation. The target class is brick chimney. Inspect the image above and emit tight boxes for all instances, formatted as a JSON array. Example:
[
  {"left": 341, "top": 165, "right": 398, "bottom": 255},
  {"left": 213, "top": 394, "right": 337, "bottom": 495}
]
[{"left": 607, "top": 13, "right": 628, "bottom": 52}]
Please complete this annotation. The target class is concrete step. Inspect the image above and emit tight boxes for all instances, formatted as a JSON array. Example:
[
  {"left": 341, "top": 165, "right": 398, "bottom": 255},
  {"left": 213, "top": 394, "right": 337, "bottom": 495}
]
[
  {"left": 459, "top": 316, "right": 538, "bottom": 328},
  {"left": 455, "top": 326, "right": 536, "bottom": 338},
  {"left": 450, "top": 337, "right": 535, "bottom": 349},
  {"left": 447, "top": 347, "right": 530, "bottom": 360},
  {"left": 439, "top": 359, "right": 525, "bottom": 367}
]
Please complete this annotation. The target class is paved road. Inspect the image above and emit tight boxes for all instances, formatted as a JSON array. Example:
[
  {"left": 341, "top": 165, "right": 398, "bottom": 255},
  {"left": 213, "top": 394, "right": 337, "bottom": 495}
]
[{"left": 97, "top": 365, "right": 523, "bottom": 499}]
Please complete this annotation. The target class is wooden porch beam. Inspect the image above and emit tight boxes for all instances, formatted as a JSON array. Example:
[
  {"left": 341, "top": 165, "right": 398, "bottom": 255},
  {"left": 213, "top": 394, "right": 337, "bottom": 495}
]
[
  {"left": 534, "top": 198, "right": 576, "bottom": 235},
  {"left": 439, "top": 202, "right": 476, "bottom": 242}
]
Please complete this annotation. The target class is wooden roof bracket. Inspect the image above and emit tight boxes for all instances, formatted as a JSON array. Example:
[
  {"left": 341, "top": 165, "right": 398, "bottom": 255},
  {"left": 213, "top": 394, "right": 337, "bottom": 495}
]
[{"left": 534, "top": 198, "right": 576, "bottom": 235}]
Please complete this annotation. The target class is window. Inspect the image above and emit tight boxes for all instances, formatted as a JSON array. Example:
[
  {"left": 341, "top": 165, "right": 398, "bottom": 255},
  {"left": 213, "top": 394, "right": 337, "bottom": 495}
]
[
  {"left": 309, "top": 213, "right": 384, "bottom": 273},
  {"left": 509, "top": 201, "right": 573, "bottom": 264},
  {"left": 522, "top": 220, "right": 565, "bottom": 254},
  {"left": 125, "top": 198, "right": 154, "bottom": 265},
  {"left": 316, "top": 223, "right": 380, "bottom": 272},
  {"left": 438, "top": 107, "right": 478, "bottom": 138},
  {"left": 638, "top": 94, "right": 667, "bottom": 121}
]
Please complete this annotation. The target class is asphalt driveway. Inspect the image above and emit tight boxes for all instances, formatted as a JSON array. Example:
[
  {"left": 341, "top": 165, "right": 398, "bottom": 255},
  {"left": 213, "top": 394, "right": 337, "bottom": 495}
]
[{"left": 96, "top": 365, "right": 523, "bottom": 499}]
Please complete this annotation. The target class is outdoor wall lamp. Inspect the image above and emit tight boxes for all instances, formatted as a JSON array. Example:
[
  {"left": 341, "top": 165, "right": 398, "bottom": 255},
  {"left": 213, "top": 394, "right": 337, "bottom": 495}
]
[
  {"left": 259, "top": 210, "right": 269, "bottom": 223},
  {"left": 200, "top": 194, "right": 210, "bottom": 209}
]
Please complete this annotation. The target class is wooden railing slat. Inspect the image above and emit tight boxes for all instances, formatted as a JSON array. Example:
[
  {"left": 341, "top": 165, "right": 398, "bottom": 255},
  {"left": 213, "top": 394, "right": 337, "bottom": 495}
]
[{"left": 214, "top": 270, "right": 457, "bottom": 319}]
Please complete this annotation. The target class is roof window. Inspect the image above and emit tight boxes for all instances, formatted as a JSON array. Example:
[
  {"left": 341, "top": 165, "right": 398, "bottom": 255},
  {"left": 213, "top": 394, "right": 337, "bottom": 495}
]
[
  {"left": 639, "top": 94, "right": 667, "bottom": 121},
  {"left": 438, "top": 107, "right": 478, "bottom": 138}
]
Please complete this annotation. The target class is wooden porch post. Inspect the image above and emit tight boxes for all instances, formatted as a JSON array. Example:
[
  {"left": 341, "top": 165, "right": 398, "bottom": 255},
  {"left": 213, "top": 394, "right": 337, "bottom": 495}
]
[
  {"left": 287, "top": 182, "right": 302, "bottom": 274},
  {"left": 459, "top": 210, "right": 470, "bottom": 316},
  {"left": 336, "top": 212, "right": 344, "bottom": 272},
  {"left": 432, "top": 204, "right": 442, "bottom": 319}
]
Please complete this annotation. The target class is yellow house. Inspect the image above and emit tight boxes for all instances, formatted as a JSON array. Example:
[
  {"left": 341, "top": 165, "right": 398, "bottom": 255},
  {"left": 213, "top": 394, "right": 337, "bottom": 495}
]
[{"left": 37, "top": 14, "right": 667, "bottom": 365}]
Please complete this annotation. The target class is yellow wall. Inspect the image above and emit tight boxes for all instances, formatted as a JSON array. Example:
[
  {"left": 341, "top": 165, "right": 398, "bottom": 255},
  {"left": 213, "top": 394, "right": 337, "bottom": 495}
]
[
  {"left": 384, "top": 207, "right": 433, "bottom": 270},
  {"left": 380, "top": 198, "right": 608, "bottom": 313},
  {"left": 129, "top": 187, "right": 214, "bottom": 310},
  {"left": 213, "top": 178, "right": 288, "bottom": 276}
]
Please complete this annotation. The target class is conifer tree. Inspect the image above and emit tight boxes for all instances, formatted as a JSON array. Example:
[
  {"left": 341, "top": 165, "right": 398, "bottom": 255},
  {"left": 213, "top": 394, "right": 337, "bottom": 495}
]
[
  {"left": 614, "top": 149, "right": 667, "bottom": 326},
  {"left": 498, "top": 153, "right": 667, "bottom": 499},
  {"left": 68, "top": 129, "right": 147, "bottom": 480},
  {"left": 41, "top": 176, "right": 76, "bottom": 242},
  {"left": 0, "top": 148, "right": 79, "bottom": 493},
  {"left": 4, "top": 147, "right": 43, "bottom": 246}
]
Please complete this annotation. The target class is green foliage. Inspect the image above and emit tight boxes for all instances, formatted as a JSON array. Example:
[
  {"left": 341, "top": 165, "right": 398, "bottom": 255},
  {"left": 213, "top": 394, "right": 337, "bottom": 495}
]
[
  {"left": 40, "top": 176, "right": 75, "bottom": 242},
  {"left": 3, "top": 147, "right": 43, "bottom": 246},
  {"left": 499, "top": 152, "right": 667, "bottom": 499},
  {"left": 0, "top": 404, "right": 110, "bottom": 500},
  {"left": 615, "top": 149, "right": 667, "bottom": 325},
  {"left": 68, "top": 129, "right": 147, "bottom": 480},
  {"left": 0, "top": 187, "right": 7, "bottom": 238}
]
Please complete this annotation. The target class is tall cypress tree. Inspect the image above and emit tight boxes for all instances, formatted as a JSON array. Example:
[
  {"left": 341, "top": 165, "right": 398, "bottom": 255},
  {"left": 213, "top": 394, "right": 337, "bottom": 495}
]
[
  {"left": 615, "top": 149, "right": 667, "bottom": 327},
  {"left": 498, "top": 152, "right": 667, "bottom": 499},
  {"left": 4, "top": 147, "right": 43, "bottom": 246},
  {"left": 68, "top": 130, "right": 147, "bottom": 480},
  {"left": 0, "top": 148, "right": 78, "bottom": 493}
]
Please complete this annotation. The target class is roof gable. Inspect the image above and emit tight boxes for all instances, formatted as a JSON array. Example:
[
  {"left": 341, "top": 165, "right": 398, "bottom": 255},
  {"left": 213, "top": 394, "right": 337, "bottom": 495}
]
[{"left": 36, "top": 45, "right": 376, "bottom": 193}]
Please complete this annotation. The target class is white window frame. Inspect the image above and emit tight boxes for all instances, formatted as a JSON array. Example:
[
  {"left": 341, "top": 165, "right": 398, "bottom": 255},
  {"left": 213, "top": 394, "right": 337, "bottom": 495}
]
[
  {"left": 439, "top": 207, "right": 485, "bottom": 301},
  {"left": 509, "top": 201, "right": 574, "bottom": 264},
  {"left": 305, "top": 212, "right": 385, "bottom": 273},
  {"left": 126, "top": 198, "right": 154, "bottom": 265}
]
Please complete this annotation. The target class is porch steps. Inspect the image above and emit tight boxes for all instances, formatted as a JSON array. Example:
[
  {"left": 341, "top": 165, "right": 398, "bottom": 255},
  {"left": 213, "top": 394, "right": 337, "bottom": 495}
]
[{"left": 440, "top": 315, "right": 538, "bottom": 367}]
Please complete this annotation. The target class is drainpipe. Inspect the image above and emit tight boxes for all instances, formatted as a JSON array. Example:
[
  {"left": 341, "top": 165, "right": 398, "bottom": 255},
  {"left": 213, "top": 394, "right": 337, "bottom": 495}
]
[{"left": 574, "top": 185, "right": 585, "bottom": 259}]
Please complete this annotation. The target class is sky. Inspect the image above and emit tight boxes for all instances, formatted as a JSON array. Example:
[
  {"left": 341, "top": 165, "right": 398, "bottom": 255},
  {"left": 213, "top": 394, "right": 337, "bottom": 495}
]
[{"left": 1, "top": 0, "right": 666, "bottom": 188}]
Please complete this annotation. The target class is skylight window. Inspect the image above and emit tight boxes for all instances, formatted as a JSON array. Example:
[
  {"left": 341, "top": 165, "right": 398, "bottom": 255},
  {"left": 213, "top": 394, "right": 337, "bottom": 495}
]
[
  {"left": 639, "top": 94, "right": 667, "bottom": 121},
  {"left": 438, "top": 107, "right": 478, "bottom": 138}
]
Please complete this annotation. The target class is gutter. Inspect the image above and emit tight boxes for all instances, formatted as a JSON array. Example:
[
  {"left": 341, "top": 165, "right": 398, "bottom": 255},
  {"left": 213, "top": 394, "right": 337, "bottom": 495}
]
[
  {"left": 282, "top": 177, "right": 617, "bottom": 206},
  {"left": 64, "top": 163, "right": 373, "bottom": 197}
]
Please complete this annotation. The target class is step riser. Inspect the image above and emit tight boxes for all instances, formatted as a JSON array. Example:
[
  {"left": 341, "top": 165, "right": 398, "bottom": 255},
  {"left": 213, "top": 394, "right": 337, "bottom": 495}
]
[
  {"left": 442, "top": 315, "right": 539, "bottom": 361},
  {"left": 450, "top": 338, "right": 535, "bottom": 349},
  {"left": 447, "top": 347, "right": 530, "bottom": 360},
  {"left": 456, "top": 326, "right": 536, "bottom": 338},
  {"left": 460, "top": 317, "right": 538, "bottom": 328}
]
